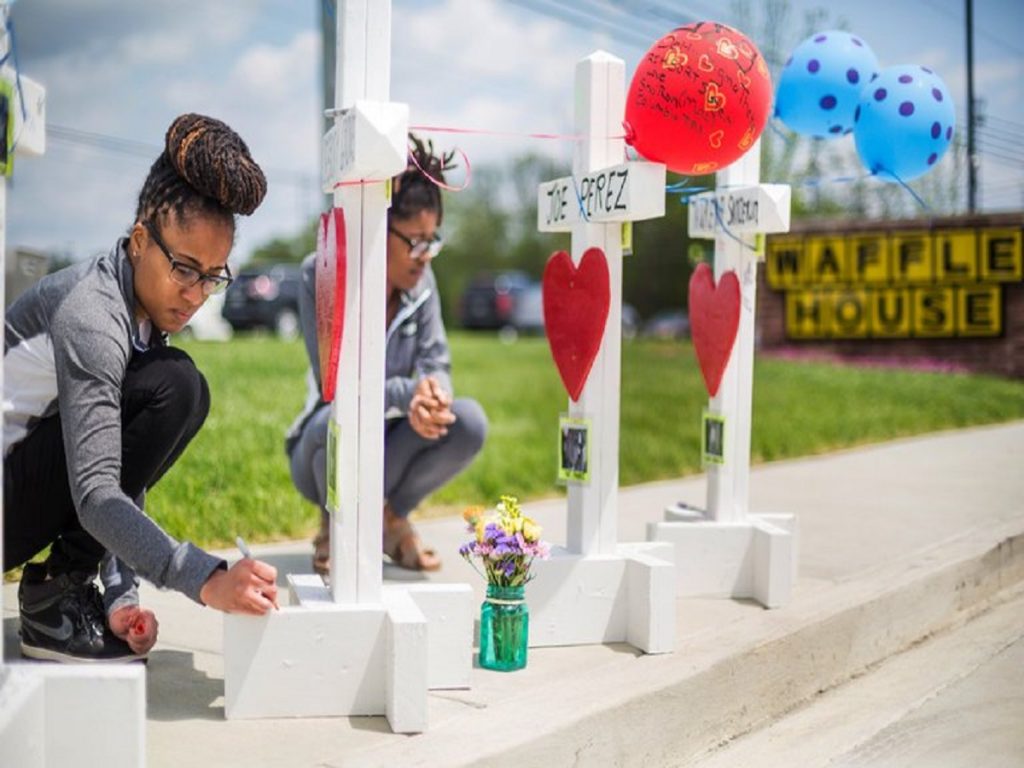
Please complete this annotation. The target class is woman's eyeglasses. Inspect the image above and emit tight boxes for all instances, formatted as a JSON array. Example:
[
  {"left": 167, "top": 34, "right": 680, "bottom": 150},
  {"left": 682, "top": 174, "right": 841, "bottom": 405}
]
[
  {"left": 143, "top": 220, "right": 233, "bottom": 296},
  {"left": 388, "top": 227, "right": 444, "bottom": 261}
]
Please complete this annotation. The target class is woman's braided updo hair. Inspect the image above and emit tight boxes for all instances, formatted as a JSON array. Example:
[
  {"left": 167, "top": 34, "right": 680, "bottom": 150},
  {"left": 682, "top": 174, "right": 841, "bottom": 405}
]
[
  {"left": 391, "top": 134, "right": 456, "bottom": 225},
  {"left": 134, "top": 113, "right": 267, "bottom": 233}
]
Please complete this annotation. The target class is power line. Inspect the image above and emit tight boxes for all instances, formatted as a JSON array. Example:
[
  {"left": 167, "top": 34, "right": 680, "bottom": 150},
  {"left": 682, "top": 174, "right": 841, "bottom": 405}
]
[
  {"left": 46, "top": 123, "right": 318, "bottom": 189},
  {"left": 984, "top": 113, "right": 1024, "bottom": 133},
  {"left": 974, "top": 145, "right": 1024, "bottom": 167}
]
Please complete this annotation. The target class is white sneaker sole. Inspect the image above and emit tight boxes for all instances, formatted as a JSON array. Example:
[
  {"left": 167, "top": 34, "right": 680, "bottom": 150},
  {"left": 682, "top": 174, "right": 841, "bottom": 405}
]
[{"left": 21, "top": 641, "right": 147, "bottom": 664}]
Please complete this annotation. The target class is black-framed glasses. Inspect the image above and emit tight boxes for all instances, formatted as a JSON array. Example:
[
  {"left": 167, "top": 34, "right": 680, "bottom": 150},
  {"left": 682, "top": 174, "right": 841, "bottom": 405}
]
[
  {"left": 388, "top": 226, "right": 443, "bottom": 261},
  {"left": 143, "top": 220, "right": 233, "bottom": 296}
]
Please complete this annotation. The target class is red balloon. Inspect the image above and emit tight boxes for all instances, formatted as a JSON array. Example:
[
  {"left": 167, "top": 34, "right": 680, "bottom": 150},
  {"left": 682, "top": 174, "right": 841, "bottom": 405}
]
[{"left": 625, "top": 21, "right": 773, "bottom": 175}]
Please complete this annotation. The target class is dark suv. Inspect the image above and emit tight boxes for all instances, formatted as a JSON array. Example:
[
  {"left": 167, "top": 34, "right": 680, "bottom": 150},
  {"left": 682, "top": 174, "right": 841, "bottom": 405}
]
[
  {"left": 459, "top": 271, "right": 535, "bottom": 330},
  {"left": 222, "top": 263, "right": 302, "bottom": 339}
]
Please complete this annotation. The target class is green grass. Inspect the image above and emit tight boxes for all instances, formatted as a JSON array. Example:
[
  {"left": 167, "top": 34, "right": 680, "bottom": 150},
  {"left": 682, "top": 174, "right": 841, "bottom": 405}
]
[{"left": 141, "top": 333, "right": 1024, "bottom": 549}]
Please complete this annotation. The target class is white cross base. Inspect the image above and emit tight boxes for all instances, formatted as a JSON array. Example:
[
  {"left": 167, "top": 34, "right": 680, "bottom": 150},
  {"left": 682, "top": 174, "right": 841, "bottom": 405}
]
[
  {"left": 0, "top": 56, "right": 145, "bottom": 766},
  {"left": 647, "top": 145, "right": 798, "bottom": 608},
  {"left": 526, "top": 51, "right": 675, "bottom": 654},
  {"left": 224, "top": 576, "right": 473, "bottom": 731},
  {"left": 222, "top": 0, "right": 473, "bottom": 732}
]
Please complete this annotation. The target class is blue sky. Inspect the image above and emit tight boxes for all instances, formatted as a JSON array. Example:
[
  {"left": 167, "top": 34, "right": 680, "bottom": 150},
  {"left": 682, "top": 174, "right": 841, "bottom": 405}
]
[{"left": 5, "top": 0, "right": 1021, "bottom": 265}]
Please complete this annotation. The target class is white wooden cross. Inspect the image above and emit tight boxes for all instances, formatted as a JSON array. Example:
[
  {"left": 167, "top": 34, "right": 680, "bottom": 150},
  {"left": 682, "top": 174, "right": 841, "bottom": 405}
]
[
  {"left": 223, "top": 0, "right": 472, "bottom": 732},
  {"left": 0, "top": 19, "right": 146, "bottom": 766},
  {"left": 647, "top": 142, "right": 799, "bottom": 608},
  {"left": 528, "top": 51, "right": 675, "bottom": 654}
]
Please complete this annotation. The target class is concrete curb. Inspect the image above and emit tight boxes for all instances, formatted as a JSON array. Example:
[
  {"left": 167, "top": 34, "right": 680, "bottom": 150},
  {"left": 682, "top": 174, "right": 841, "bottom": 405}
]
[{"left": 345, "top": 520, "right": 1024, "bottom": 767}]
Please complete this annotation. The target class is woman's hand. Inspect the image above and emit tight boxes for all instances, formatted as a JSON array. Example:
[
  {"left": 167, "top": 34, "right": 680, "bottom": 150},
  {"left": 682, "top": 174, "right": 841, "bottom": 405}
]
[
  {"left": 200, "top": 558, "right": 279, "bottom": 614},
  {"left": 408, "top": 376, "right": 456, "bottom": 440},
  {"left": 108, "top": 605, "right": 159, "bottom": 655}
]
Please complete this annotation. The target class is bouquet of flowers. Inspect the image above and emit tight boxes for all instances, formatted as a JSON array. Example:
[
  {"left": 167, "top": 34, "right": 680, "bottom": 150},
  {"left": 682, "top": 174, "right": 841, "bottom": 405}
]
[{"left": 459, "top": 495, "right": 550, "bottom": 587}]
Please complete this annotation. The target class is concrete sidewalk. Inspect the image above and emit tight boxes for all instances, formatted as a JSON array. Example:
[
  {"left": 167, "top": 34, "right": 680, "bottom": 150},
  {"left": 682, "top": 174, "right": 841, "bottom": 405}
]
[{"left": 4, "top": 421, "right": 1023, "bottom": 767}]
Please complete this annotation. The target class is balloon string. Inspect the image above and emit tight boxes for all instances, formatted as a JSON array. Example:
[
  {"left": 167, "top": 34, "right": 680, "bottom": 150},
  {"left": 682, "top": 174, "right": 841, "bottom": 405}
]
[
  {"left": 407, "top": 145, "right": 473, "bottom": 192},
  {"left": 768, "top": 118, "right": 797, "bottom": 145},
  {"left": 570, "top": 172, "right": 590, "bottom": 222},
  {"left": 410, "top": 124, "right": 627, "bottom": 143},
  {"left": 334, "top": 147, "right": 473, "bottom": 192},
  {"left": 886, "top": 170, "right": 931, "bottom": 211},
  {"left": 711, "top": 200, "right": 759, "bottom": 253}
]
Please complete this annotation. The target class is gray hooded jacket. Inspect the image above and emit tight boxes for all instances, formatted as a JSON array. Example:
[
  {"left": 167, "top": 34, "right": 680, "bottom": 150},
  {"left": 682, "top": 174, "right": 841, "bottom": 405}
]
[{"left": 285, "top": 251, "right": 453, "bottom": 451}]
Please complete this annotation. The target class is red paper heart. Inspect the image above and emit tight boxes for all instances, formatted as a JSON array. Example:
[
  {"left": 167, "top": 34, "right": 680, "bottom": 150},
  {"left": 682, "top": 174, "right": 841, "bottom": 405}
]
[
  {"left": 315, "top": 208, "right": 346, "bottom": 402},
  {"left": 542, "top": 248, "right": 611, "bottom": 402},
  {"left": 689, "top": 262, "right": 740, "bottom": 397}
]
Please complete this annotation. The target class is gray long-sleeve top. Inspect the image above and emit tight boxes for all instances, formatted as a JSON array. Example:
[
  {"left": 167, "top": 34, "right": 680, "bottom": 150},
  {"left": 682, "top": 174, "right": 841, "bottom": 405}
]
[
  {"left": 285, "top": 251, "right": 453, "bottom": 452},
  {"left": 4, "top": 239, "right": 225, "bottom": 609}
]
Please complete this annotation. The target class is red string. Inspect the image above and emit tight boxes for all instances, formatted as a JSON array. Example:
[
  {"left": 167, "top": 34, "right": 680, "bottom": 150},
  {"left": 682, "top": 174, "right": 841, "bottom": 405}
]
[
  {"left": 410, "top": 124, "right": 627, "bottom": 142},
  {"left": 407, "top": 145, "right": 472, "bottom": 192},
  {"left": 331, "top": 124, "right": 628, "bottom": 192}
]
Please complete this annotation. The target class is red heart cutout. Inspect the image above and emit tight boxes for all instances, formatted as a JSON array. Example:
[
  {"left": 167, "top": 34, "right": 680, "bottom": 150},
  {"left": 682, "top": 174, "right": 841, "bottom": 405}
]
[
  {"left": 315, "top": 208, "right": 346, "bottom": 403},
  {"left": 689, "top": 262, "right": 740, "bottom": 398},
  {"left": 542, "top": 248, "right": 611, "bottom": 402}
]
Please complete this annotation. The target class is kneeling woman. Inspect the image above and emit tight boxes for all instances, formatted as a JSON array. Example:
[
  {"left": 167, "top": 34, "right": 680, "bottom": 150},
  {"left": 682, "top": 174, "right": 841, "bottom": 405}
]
[
  {"left": 287, "top": 137, "right": 488, "bottom": 575},
  {"left": 4, "top": 113, "right": 280, "bottom": 662}
]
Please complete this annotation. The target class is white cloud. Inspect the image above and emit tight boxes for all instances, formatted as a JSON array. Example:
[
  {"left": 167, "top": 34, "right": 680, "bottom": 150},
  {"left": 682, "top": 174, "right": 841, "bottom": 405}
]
[
  {"left": 391, "top": 0, "right": 615, "bottom": 166},
  {"left": 5, "top": 0, "right": 1023, "bottom": 265},
  {"left": 8, "top": 18, "right": 322, "bottom": 265}
]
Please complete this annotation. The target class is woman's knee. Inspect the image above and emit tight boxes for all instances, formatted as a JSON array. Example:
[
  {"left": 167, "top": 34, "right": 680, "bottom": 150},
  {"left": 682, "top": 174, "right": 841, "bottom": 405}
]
[
  {"left": 450, "top": 398, "right": 488, "bottom": 456},
  {"left": 289, "top": 406, "right": 332, "bottom": 505},
  {"left": 124, "top": 346, "right": 209, "bottom": 424}
]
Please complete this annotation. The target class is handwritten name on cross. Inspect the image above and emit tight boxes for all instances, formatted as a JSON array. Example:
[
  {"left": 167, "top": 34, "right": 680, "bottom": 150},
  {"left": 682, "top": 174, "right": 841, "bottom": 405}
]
[
  {"left": 538, "top": 161, "right": 665, "bottom": 232},
  {"left": 687, "top": 183, "right": 791, "bottom": 238}
]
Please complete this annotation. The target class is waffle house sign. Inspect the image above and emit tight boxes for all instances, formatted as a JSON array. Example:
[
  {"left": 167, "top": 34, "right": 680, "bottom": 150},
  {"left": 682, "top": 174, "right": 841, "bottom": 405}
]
[{"left": 766, "top": 226, "right": 1023, "bottom": 339}]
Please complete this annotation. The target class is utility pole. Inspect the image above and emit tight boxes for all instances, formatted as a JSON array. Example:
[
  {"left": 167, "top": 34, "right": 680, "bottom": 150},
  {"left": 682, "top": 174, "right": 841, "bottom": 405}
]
[
  {"left": 320, "top": 0, "right": 336, "bottom": 210},
  {"left": 965, "top": 0, "right": 977, "bottom": 213}
]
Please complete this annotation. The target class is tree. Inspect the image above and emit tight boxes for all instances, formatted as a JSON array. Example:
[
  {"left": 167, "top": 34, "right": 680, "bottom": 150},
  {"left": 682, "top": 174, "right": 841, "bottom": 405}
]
[{"left": 248, "top": 217, "right": 319, "bottom": 266}]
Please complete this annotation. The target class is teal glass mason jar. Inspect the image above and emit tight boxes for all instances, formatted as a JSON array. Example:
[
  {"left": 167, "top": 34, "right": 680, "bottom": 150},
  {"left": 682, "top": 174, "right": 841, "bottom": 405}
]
[{"left": 478, "top": 584, "right": 528, "bottom": 671}]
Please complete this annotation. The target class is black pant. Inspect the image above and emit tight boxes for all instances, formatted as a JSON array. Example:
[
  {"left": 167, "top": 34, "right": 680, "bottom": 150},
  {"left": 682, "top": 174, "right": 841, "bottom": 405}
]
[{"left": 3, "top": 346, "right": 210, "bottom": 576}]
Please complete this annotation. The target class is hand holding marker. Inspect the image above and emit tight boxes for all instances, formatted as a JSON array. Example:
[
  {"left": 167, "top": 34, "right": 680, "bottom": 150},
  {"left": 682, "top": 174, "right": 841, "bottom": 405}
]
[{"left": 237, "top": 536, "right": 280, "bottom": 610}]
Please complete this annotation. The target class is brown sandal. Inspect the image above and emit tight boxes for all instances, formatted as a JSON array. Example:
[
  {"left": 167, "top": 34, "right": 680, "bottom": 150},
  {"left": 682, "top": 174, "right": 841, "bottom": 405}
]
[
  {"left": 312, "top": 528, "right": 330, "bottom": 577},
  {"left": 383, "top": 510, "right": 441, "bottom": 572}
]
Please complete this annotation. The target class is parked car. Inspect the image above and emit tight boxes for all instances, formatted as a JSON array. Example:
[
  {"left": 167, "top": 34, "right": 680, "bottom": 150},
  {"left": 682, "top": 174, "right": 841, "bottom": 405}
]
[
  {"left": 510, "top": 283, "right": 640, "bottom": 340},
  {"left": 642, "top": 309, "right": 690, "bottom": 340},
  {"left": 459, "top": 271, "right": 535, "bottom": 330},
  {"left": 222, "top": 263, "right": 302, "bottom": 339},
  {"left": 510, "top": 282, "right": 544, "bottom": 335}
]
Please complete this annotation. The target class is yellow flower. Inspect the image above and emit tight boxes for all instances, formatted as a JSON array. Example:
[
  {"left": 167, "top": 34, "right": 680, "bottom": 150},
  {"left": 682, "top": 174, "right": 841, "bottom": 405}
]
[
  {"left": 522, "top": 518, "right": 541, "bottom": 543},
  {"left": 475, "top": 518, "right": 487, "bottom": 542}
]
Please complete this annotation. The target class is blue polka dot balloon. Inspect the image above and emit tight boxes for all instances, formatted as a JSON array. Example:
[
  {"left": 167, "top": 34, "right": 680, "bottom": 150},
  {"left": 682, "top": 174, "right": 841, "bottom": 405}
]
[
  {"left": 853, "top": 64, "right": 956, "bottom": 182},
  {"left": 775, "top": 30, "right": 880, "bottom": 138}
]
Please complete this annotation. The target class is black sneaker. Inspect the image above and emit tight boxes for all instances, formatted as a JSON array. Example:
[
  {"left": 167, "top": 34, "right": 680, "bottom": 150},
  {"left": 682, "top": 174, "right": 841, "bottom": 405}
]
[{"left": 18, "top": 563, "right": 143, "bottom": 663}]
